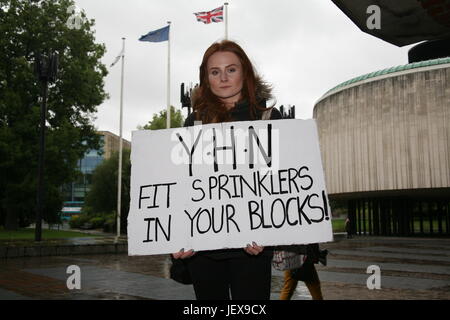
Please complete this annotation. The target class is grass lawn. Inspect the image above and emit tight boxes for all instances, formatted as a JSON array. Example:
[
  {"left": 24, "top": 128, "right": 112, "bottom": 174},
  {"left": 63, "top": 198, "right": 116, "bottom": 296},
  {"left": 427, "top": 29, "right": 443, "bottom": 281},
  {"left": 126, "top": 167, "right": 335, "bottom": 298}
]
[
  {"left": 0, "top": 227, "right": 100, "bottom": 241},
  {"left": 331, "top": 218, "right": 346, "bottom": 233}
]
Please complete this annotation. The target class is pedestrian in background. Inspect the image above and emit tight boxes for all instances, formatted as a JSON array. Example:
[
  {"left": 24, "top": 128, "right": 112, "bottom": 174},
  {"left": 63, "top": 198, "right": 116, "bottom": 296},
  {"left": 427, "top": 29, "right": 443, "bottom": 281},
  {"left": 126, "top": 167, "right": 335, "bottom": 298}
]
[
  {"left": 345, "top": 217, "right": 353, "bottom": 239},
  {"left": 280, "top": 244, "right": 327, "bottom": 300}
]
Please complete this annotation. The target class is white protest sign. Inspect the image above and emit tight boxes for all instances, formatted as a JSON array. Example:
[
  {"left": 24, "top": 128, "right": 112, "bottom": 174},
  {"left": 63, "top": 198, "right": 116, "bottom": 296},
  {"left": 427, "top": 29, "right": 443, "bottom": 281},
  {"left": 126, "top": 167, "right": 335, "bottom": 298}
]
[{"left": 127, "top": 119, "right": 333, "bottom": 256}]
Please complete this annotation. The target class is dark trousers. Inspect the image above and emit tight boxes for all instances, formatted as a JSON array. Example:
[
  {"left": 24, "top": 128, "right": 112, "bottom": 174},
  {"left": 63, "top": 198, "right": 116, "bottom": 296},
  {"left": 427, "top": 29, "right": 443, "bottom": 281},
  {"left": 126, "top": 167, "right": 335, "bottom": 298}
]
[{"left": 186, "top": 254, "right": 272, "bottom": 300}]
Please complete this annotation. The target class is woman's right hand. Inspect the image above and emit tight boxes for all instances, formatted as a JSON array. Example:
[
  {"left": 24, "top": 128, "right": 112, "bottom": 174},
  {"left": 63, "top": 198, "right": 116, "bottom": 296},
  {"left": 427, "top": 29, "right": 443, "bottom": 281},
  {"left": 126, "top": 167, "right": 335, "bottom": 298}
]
[{"left": 172, "top": 248, "right": 195, "bottom": 259}]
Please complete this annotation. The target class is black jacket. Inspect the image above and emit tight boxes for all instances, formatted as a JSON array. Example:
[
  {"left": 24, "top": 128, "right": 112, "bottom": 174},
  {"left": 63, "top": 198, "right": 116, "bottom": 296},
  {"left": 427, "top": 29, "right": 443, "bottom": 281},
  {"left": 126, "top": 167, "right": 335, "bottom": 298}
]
[
  {"left": 184, "top": 100, "right": 282, "bottom": 126},
  {"left": 183, "top": 100, "right": 282, "bottom": 259}
]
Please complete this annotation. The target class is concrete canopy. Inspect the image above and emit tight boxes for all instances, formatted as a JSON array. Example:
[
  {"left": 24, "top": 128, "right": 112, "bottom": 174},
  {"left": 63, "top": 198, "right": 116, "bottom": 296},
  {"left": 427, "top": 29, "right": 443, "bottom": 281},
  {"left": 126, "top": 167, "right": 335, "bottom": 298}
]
[{"left": 332, "top": 0, "right": 450, "bottom": 47}]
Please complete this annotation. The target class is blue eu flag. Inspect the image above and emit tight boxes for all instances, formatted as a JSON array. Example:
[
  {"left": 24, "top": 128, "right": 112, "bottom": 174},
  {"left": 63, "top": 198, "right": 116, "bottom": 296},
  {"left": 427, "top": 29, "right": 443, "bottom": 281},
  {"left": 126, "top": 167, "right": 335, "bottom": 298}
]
[{"left": 139, "top": 25, "right": 170, "bottom": 42}]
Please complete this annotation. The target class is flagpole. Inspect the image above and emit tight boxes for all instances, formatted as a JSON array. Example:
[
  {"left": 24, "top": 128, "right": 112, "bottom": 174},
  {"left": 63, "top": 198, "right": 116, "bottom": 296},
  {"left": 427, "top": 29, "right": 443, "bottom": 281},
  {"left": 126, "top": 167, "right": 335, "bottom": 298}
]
[
  {"left": 167, "top": 21, "right": 171, "bottom": 129},
  {"left": 116, "top": 37, "right": 125, "bottom": 243},
  {"left": 224, "top": 2, "right": 228, "bottom": 39}
]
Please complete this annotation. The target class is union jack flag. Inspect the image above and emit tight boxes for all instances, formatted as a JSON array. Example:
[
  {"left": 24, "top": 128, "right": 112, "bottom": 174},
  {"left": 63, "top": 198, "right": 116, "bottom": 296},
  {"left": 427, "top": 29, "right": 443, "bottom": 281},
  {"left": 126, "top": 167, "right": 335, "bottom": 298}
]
[{"left": 194, "top": 6, "right": 224, "bottom": 24}]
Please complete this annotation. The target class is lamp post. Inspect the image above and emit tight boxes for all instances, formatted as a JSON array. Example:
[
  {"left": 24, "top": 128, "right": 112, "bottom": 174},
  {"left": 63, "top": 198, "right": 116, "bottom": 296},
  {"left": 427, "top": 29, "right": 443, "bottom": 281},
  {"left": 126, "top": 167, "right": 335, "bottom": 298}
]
[{"left": 34, "top": 52, "right": 58, "bottom": 242}]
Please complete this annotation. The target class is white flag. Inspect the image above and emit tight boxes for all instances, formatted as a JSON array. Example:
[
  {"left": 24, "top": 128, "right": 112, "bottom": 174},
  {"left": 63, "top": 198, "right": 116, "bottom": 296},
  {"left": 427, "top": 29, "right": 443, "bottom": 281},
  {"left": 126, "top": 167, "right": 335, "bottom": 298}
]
[{"left": 110, "top": 49, "right": 124, "bottom": 67}]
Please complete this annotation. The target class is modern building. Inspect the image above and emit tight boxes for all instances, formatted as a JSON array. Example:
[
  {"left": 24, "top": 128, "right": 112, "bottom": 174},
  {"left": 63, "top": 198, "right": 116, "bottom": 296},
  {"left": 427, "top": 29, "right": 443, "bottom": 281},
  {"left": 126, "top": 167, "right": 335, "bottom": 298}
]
[
  {"left": 313, "top": 57, "right": 450, "bottom": 237},
  {"left": 61, "top": 131, "right": 131, "bottom": 218}
]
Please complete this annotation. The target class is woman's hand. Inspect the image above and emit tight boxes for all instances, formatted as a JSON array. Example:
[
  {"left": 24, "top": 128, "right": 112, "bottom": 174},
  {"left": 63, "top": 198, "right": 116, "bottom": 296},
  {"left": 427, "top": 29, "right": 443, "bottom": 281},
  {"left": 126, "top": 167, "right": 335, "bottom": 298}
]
[
  {"left": 244, "top": 242, "right": 264, "bottom": 255},
  {"left": 172, "top": 248, "right": 195, "bottom": 259}
]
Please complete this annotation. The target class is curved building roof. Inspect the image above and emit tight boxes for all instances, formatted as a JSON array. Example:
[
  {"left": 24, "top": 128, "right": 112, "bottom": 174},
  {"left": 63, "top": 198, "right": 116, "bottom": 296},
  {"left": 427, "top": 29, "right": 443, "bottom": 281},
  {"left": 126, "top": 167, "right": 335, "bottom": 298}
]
[
  {"left": 318, "top": 57, "right": 450, "bottom": 103},
  {"left": 313, "top": 58, "right": 450, "bottom": 196}
]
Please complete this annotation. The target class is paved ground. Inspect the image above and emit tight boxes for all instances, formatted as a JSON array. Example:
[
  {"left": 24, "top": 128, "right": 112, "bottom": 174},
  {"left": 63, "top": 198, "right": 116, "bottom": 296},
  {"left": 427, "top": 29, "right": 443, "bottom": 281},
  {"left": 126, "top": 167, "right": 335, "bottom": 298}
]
[{"left": 1, "top": 235, "right": 449, "bottom": 300}]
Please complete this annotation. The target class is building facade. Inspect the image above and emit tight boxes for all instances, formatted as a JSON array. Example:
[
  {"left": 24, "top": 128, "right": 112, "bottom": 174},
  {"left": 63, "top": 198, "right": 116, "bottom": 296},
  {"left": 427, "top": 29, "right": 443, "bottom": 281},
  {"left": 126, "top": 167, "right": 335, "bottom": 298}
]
[
  {"left": 314, "top": 57, "right": 450, "bottom": 236},
  {"left": 61, "top": 131, "right": 131, "bottom": 217}
]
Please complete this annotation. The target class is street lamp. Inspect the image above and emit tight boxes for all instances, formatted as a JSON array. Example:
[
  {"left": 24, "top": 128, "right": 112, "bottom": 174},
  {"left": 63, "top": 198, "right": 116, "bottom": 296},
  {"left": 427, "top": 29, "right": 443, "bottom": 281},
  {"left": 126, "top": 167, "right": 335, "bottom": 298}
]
[{"left": 34, "top": 52, "right": 58, "bottom": 242}]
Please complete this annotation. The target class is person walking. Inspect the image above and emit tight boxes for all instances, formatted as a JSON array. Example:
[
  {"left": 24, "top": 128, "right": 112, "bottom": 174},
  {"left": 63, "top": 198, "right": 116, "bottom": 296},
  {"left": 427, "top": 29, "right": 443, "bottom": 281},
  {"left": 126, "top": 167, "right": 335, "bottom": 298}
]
[
  {"left": 279, "top": 244, "right": 326, "bottom": 300},
  {"left": 345, "top": 217, "right": 353, "bottom": 239}
]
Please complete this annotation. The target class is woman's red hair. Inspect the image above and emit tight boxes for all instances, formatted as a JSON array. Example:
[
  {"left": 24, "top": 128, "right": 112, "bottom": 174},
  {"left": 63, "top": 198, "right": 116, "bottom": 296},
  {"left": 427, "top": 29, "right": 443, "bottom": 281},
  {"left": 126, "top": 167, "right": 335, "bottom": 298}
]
[{"left": 194, "top": 40, "right": 269, "bottom": 123}]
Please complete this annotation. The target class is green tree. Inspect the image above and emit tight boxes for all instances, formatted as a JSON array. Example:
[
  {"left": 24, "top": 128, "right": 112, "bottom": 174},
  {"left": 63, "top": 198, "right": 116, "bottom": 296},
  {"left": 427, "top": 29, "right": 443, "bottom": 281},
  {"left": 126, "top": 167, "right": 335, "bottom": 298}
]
[
  {"left": 141, "top": 106, "right": 185, "bottom": 130},
  {"left": 83, "top": 149, "right": 130, "bottom": 233},
  {"left": 0, "top": 0, "right": 108, "bottom": 229}
]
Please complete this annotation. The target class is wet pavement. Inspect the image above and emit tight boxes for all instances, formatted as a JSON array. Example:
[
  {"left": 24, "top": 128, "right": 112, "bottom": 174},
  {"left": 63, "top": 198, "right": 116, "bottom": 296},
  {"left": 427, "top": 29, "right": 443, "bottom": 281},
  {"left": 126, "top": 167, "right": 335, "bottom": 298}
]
[{"left": 1, "top": 235, "right": 450, "bottom": 300}]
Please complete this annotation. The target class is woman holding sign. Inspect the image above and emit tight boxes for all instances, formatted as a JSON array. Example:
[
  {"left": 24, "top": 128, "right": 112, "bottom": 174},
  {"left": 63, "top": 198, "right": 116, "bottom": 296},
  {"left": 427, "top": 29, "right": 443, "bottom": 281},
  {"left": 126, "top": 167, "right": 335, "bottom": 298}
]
[{"left": 172, "top": 40, "right": 282, "bottom": 300}]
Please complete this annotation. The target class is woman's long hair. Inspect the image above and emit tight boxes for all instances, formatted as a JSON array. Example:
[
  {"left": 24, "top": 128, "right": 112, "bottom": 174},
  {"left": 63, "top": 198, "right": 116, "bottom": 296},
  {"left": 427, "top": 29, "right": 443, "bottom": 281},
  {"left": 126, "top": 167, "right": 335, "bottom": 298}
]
[{"left": 193, "top": 40, "right": 271, "bottom": 124}]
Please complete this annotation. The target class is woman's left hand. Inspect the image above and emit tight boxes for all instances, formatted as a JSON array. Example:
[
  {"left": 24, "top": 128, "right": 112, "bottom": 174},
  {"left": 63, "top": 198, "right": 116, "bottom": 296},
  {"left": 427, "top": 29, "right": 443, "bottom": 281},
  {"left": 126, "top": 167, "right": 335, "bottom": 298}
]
[{"left": 244, "top": 242, "right": 264, "bottom": 255}]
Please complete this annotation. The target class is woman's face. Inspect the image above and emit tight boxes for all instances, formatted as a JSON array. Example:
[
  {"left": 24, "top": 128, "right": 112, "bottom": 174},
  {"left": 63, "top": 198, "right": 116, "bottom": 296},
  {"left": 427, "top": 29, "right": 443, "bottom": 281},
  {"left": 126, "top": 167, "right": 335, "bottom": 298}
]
[{"left": 207, "top": 51, "right": 244, "bottom": 107}]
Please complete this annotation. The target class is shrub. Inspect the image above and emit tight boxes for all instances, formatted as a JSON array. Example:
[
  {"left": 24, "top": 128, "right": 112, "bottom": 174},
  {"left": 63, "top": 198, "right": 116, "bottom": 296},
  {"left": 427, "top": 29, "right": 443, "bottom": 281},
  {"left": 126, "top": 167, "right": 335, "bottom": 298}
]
[
  {"left": 69, "top": 214, "right": 90, "bottom": 229},
  {"left": 69, "top": 211, "right": 119, "bottom": 232},
  {"left": 102, "top": 212, "right": 116, "bottom": 233},
  {"left": 103, "top": 218, "right": 116, "bottom": 233},
  {"left": 89, "top": 216, "right": 106, "bottom": 229}
]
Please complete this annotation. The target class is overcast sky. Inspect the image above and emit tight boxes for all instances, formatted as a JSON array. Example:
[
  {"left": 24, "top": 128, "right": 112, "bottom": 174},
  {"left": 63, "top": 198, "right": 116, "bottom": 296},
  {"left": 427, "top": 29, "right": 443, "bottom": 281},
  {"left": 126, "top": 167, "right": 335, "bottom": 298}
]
[{"left": 74, "top": 0, "right": 414, "bottom": 141}]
